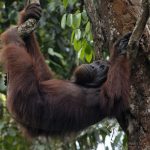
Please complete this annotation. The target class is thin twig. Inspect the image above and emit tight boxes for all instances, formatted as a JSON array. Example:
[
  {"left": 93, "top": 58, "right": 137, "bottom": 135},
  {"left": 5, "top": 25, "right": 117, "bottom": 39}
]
[
  {"left": 127, "top": 0, "right": 149, "bottom": 60},
  {"left": 17, "top": 0, "right": 40, "bottom": 37}
]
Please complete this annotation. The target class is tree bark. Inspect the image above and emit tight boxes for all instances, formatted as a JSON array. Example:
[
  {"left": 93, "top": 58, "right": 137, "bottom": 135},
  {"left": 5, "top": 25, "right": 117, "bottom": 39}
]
[{"left": 84, "top": 0, "right": 150, "bottom": 149}]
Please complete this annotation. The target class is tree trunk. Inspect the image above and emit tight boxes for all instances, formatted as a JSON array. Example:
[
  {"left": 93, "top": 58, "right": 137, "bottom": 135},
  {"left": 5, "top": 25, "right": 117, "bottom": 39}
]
[{"left": 84, "top": 0, "right": 150, "bottom": 149}]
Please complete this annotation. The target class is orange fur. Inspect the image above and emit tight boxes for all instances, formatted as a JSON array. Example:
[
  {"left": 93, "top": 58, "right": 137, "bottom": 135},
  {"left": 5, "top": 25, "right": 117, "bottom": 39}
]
[{"left": 0, "top": 8, "right": 130, "bottom": 137}]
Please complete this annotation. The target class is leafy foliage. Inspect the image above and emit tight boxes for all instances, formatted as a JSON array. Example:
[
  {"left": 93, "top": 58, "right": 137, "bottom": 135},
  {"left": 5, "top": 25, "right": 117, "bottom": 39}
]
[{"left": 61, "top": 9, "right": 94, "bottom": 63}]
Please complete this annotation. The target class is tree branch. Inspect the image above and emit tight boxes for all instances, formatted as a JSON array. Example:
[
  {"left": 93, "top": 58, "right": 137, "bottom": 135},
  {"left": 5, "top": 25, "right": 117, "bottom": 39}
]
[
  {"left": 127, "top": 0, "right": 149, "bottom": 61},
  {"left": 84, "top": 0, "right": 104, "bottom": 60},
  {"left": 17, "top": 0, "right": 40, "bottom": 37}
]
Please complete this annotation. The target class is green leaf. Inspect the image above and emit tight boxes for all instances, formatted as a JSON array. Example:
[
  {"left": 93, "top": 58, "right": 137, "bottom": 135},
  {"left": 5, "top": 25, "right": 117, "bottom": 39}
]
[
  {"left": 61, "top": 14, "right": 67, "bottom": 29},
  {"left": 48, "top": 48, "right": 63, "bottom": 59},
  {"left": 86, "top": 32, "right": 93, "bottom": 42},
  {"left": 85, "top": 22, "right": 91, "bottom": 34},
  {"left": 85, "top": 52, "right": 93, "bottom": 63},
  {"left": 63, "top": 0, "right": 68, "bottom": 8},
  {"left": 68, "top": 0, "right": 77, "bottom": 5},
  {"left": 82, "top": 10, "right": 89, "bottom": 24},
  {"left": 74, "top": 38, "right": 82, "bottom": 51},
  {"left": 78, "top": 47, "right": 85, "bottom": 61},
  {"left": 77, "top": 39, "right": 87, "bottom": 59},
  {"left": 75, "top": 29, "right": 81, "bottom": 40},
  {"left": 72, "top": 13, "right": 81, "bottom": 29},
  {"left": 85, "top": 45, "right": 93, "bottom": 63},
  {"left": 67, "top": 14, "right": 73, "bottom": 27},
  {"left": 123, "top": 134, "right": 128, "bottom": 149},
  {"left": 71, "top": 30, "right": 75, "bottom": 44},
  {"left": 114, "top": 133, "right": 122, "bottom": 145}
]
